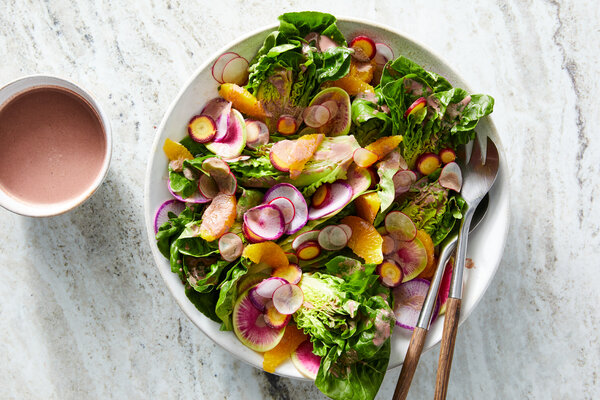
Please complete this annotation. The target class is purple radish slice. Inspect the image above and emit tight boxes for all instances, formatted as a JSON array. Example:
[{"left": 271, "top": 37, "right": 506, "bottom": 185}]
[
  {"left": 393, "top": 236, "right": 428, "bottom": 282},
  {"left": 218, "top": 232, "right": 244, "bottom": 262},
  {"left": 381, "top": 235, "right": 396, "bottom": 255},
  {"left": 255, "top": 277, "right": 288, "bottom": 299},
  {"left": 303, "top": 104, "right": 331, "bottom": 128},
  {"left": 292, "top": 230, "right": 321, "bottom": 251},
  {"left": 285, "top": 252, "right": 299, "bottom": 265},
  {"left": 277, "top": 115, "right": 299, "bottom": 135},
  {"left": 385, "top": 211, "right": 417, "bottom": 242},
  {"left": 263, "top": 183, "right": 308, "bottom": 235},
  {"left": 245, "top": 120, "right": 269, "bottom": 149},
  {"left": 154, "top": 199, "right": 186, "bottom": 233},
  {"left": 338, "top": 224, "right": 352, "bottom": 240},
  {"left": 211, "top": 52, "right": 240, "bottom": 84},
  {"left": 376, "top": 259, "right": 404, "bottom": 288},
  {"left": 393, "top": 170, "right": 417, "bottom": 195},
  {"left": 248, "top": 287, "right": 271, "bottom": 312},
  {"left": 187, "top": 115, "right": 217, "bottom": 143},
  {"left": 200, "top": 98, "right": 232, "bottom": 143},
  {"left": 307, "top": 181, "right": 353, "bottom": 220},
  {"left": 317, "top": 225, "right": 348, "bottom": 251},
  {"left": 167, "top": 178, "right": 211, "bottom": 204},
  {"left": 311, "top": 183, "right": 331, "bottom": 209},
  {"left": 292, "top": 340, "right": 321, "bottom": 380},
  {"left": 202, "top": 158, "right": 237, "bottom": 195},
  {"left": 233, "top": 289, "right": 285, "bottom": 352},
  {"left": 205, "top": 109, "right": 247, "bottom": 159},
  {"left": 343, "top": 163, "right": 372, "bottom": 198},
  {"left": 268, "top": 197, "right": 296, "bottom": 225},
  {"left": 374, "top": 43, "right": 394, "bottom": 65},
  {"left": 237, "top": 273, "right": 270, "bottom": 295},
  {"left": 296, "top": 241, "right": 321, "bottom": 261},
  {"left": 438, "top": 162, "right": 462, "bottom": 192},
  {"left": 243, "top": 204, "right": 285, "bottom": 242},
  {"left": 393, "top": 278, "right": 438, "bottom": 330},
  {"left": 272, "top": 283, "right": 304, "bottom": 315},
  {"left": 264, "top": 300, "right": 291, "bottom": 329},
  {"left": 242, "top": 221, "right": 264, "bottom": 243},
  {"left": 223, "top": 155, "right": 250, "bottom": 163},
  {"left": 198, "top": 174, "right": 219, "bottom": 199},
  {"left": 222, "top": 56, "right": 249, "bottom": 86}
]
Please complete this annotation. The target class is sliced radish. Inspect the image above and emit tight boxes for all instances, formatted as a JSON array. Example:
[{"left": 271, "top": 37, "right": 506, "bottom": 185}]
[
  {"left": 200, "top": 98, "right": 232, "bottom": 143},
  {"left": 248, "top": 287, "right": 270, "bottom": 312},
  {"left": 211, "top": 52, "right": 240, "bottom": 84},
  {"left": 245, "top": 120, "right": 269, "bottom": 150},
  {"left": 238, "top": 273, "right": 270, "bottom": 295},
  {"left": 198, "top": 174, "right": 219, "bottom": 199},
  {"left": 391, "top": 236, "right": 428, "bottom": 282},
  {"left": 376, "top": 259, "right": 404, "bottom": 288},
  {"left": 272, "top": 284, "right": 304, "bottom": 315},
  {"left": 154, "top": 199, "right": 185, "bottom": 233},
  {"left": 269, "top": 140, "right": 294, "bottom": 172},
  {"left": 439, "top": 162, "right": 462, "bottom": 192},
  {"left": 223, "top": 155, "right": 250, "bottom": 163},
  {"left": 242, "top": 221, "right": 264, "bottom": 243},
  {"left": 268, "top": 197, "right": 296, "bottom": 225},
  {"left": 321, "top": 100, "right": 339, "bottom": 119},
  {"left": 311, "top": 183, "right": 331, "bottom": 209},
  {"left": 272, "top": 263, "right": 302, "bottom": 285},
  {"left": 255, "top": 277, "right": 288, "bottom": 299},
  {"left": 404, "top": 97, "right": 427, "bottom": 118},
  {"left": 202, "top": 158, "right": 237, "bottom": 195},
  {"left": 338, "top": 224, "right": 352, "bottom": 240},
  {"left": 188, "top": 115, "right": 217, "bottom": 143},
  {"left": 349, "top": 35, "right": 376, "bottom": 60},
  {"left": 303, "top": 104, "right": 331, "bottom": 128},
  {"left": 296, "top": 241, "right": 321, "bottom": 261},
  {"left": 381, "top": 235, "right": 396, "bottom": 255},
  {"left": 393, "top": 170, "right": 417, "bottom": 195},
  {"left": 353, "top": 148, "right": 378, "bottom": 168},
  {"left": 167, "top": 178, "right": 211, "bottom": 204},
  {"left": 243, "top": 204, "right": 285, "bottom": 242},
  {"left": 292, "top": 340, "right": 321, "bottom": 380},
  {"left": 264, "top": 183, "right": 308, "bottom": 235},
  {"left": 205, "top": 109, "right": 247, "bottom": 159},
  {"left": 344, "top": 163, "right": 372, "bottom": 197},
  {"left": 222, "top": 56, "right": 249, "bottom": 86},
  {"left": 308, "top": 181, "right": 353, "bottom": 220},
  {"left": 416, "top": 152, "right": 442, "bottom": 175},
  {"left": 393, "top": 279, "right": 438, "bottom": 330},
  {"left": 277, "top": 115, "right": 298, "bottom": 135},
  {"left": 233, "top": 289, "right": 285, "bottom": 352},
  {"left": 218, "top": 232, "right": 243, "bottom": 262},
  {"left": 292, "top": 230, "right": 321, "bottom": 251},
  {"left": 374, "top": 43, "right": 394, "bottom": 65},
  {"left": 264, "top": 301, "right": 291, "bottom": 329},
  {"left": 317, "top": 225, "right": 348, "bottom": 251},
  {"left": 385, "top": 211, "right": 417, "bottom": 241},
  {"left": 439, "top": 148, "right": 456, "bottom": 164}
]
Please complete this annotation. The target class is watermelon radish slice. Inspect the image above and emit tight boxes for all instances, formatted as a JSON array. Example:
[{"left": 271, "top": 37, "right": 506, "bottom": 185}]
[
  {"left": 154, "top": 199, "right": 185, "bottom": 233},
  {"left": 200, "top": 98, "right": 232, "bottom": 143},
  {"left": 243, "top": 204, "right": 285, "bottom": 242},
  {"left": 233, "top": 289, "right": 285, "bottom": 352},
  {"left": 268, "top": 197, "right": 296, "bottom": 225},
  {"left": 222, "top": 56, "right": 249, "bottom": 86},
  {"left": 272, "top": 284, "right": 303, "bottom": 315},
  {"left": 291, "top": 340, "right": 321, "bottom": 380},
  {"left": 264, "top": 300, "right": 291, "bottom": 329},
  {"left": 211, "top": 52, "right": 240, "bottom": 84},
  {"left": 264, "top": 183, "right": 308, "bottom": 235},
  {"left": 255, "top": 277, "right": 288, "bottom": 299},
  {"left": 248, "top": 287, "right": 270, "bottom": 312},
  {"left": 393, "top": 278, "right": 438, "bottom": 330},
  {"left": 167, "top": 178, "right": 211, "bottom": 204},
  {"left": 391, "top": 236, "right": 428, "bottom": 282},
  {"left": 198, "top": 174, "right": 219, "bottom": 199},
  {"left": 245, "top": 120, "right": 269, "bottom": 150},
  {"left": 317, "top": 225, "right": 348, "bottom": 251},
  {"left": 308, "top": 181, "right": 353, "bottom": 220},
  {"left": 292, "top": 230, "right": 320, "bottom": 251},
  {"left": 218, "top": 232, "right": 243, "bottom": 262},
  {"left": 439, "top": 162, "right": 462, "bottom": 192},
  {"left": 385, "top": 211, "right": 417, "bottom": 241},
  {"left": 206, "top": 109, "right": 247, "bottom": 159}
]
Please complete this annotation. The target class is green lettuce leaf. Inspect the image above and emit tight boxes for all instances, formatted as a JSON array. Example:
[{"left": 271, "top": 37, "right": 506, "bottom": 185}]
[{"left": 215, "top": 260, "right": 248, "bottom": 330}]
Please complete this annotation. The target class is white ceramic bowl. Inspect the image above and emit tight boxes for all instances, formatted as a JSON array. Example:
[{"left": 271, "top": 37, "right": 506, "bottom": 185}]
[{"left": 144, "top": 18, "right": 509, "bottom": 379}]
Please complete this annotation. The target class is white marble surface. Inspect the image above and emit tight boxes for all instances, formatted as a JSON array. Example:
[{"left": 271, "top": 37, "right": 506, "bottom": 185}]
[{"left": 1, "top": 1, "right": 598, "bottom": 399}]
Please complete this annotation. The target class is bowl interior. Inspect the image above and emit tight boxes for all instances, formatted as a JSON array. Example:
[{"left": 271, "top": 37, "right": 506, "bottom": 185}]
[{"left": 144, "top": 18, "right": 509, "bottom": 379}]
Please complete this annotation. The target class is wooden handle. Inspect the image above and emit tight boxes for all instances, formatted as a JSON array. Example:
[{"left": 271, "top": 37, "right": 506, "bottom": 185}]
[
  {"left": 434, "top": 297, "right": 462, "bottom": 400},
  {"left": 393, "top": 327, "right": 428, "bottom": 400}
]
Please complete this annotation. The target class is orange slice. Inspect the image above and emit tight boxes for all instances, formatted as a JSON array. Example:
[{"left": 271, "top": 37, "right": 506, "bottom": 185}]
[
  {"left": 365, "top": 136, "right": 403, "bottom": 160},
  {"left": 355, "top": 192, "right": 381, "bottom": 224},
  {"left": 163, "top": 138, "right": 193, "bottom": 161},
  {"left": 349, "top": 59, "right": 376, "bottom": 84},
  {"left": 242, "top": 242, "right": 289, "bottom": 270},
  {"left": 288, "top": 134, "right": 324, "bottom": 179},
  {"left": 218, "top": 83, "right": 267, "bottom": 119},
  {"left": 341, "top": 216, "right": 383, "bottom": 264},
  {"left": 416, "top": 230, "right": 436, "bottom": 279},
  {"left": 263, "top": 325, "right": 308, "bottom": 373},
  {"left": 324, "top": 75, "right": 374, "bottom": 96},
  {"left": 198, "top": 193, "right": 237, "bottom": 242}
]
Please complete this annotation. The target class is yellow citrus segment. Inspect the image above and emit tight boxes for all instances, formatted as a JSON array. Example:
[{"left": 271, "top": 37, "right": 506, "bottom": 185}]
[
  {"left": 263, "top": 325, "right": 308, "bottom": 373},
  {"left": 365, "top": 136, "right": 403, "bottom": 160},
  {"left": 416, "top": 230, "right": 436, "bottom": 280},
  {"left": 199, "top": 194, "right": 237, "bottom": 242},
  {"left": 355, "top": 192, "right": 381, "bottom": 224},
  {"left": 341, "top": 216, "right": 383, "bottom": 264},
  {"left": 289, "top": 134, "right": 324, "bottom": 179},
  {"left": 163, "top": 138, "right": 193, "bottom": 161},
  {"left": 242, "top": 242, "right": 289, "bottom": 270},
  {"left": 324, "top": 75, "right": 374, "bottom": 96},
  {"left": 349, "top": 59, "right": 376, "bottom": 84},
  {"left": 218, "top": 83, "right": 267, "bottom": 119}
]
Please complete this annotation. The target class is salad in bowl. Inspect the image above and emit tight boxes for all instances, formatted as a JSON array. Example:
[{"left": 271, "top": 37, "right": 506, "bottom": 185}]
[{"left": 150, "top": 11, "right": 494, "bottom": 400}]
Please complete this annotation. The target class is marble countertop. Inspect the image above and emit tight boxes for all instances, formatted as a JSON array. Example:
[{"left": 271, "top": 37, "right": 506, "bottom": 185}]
[{"left": 1, "top": 1, "right": 598, "bottom": 399}]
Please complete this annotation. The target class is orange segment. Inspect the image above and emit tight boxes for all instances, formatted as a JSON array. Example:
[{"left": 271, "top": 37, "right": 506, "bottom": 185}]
[
  {"left": 324, "top": 75, "right": 374, "bottom": 96},
  {"left": 355, "top": 192, "right": 381, "bottom": 224},
  {"left": 198, "top": 193, "right": 237, "bottom": 242},
  {"left": 365, "top": 136, "right": 403, "bottom": 160},
  {"left": 163, "top": 138, "right": 193, "bottom": 161},
  {"left": 288, "top": 134, "right": 324, "bottom": 179},
  {"left": 218, "top": 83, "right": 267, "bottom": 119},
  {"left": 341, "top": 216, "right": 383, "bottom": 264},
  {"left": 242, "top": 242, "right": 289, "bottom": 270},
  {"left": 349, "top": 59, "right": 376, "bottom": 84},
  {"left": 263, "top": 325, "right": 308, "bottom": 373},
  {"left": 416, "top": 230, "right": 436, "bottom": 279}
]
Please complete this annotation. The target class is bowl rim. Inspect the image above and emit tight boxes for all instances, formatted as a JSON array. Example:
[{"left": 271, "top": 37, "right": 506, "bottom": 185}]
[{"left": 144, "top": 16, "right": 509, "bottom": 378}]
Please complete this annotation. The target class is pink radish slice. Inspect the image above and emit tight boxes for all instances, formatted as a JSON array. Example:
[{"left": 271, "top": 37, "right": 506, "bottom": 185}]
[
  {"left": 303, "top": 104, "right": 331, "bottom": 128},
  {"left": 245, "top": 120, "right": 269, "bottom": 149},
  {"left": 243, "top": 204, "right": 285, "bottom": 241},
  {"left": 381, "top": 235, "right": 396, "bottom": 255},
  {"left": 200, "top": 98, "right": 232, "bottom": 143},
  {"left": 233, "top": 289, "right": 285, "bottom": 352},
  {"left": 167, "top": 178, "right": 211, "bottom": 204},
  {"left": 272, "top": 284, "right": 304, "bottom": 315},
  {"left": 318, "top": 225, "right": 348, "bottom": 251},
  {"left": 263, "top": 183, "right": 308, "bottom": 235},
  {"left": 374, "top": 43, "right": 394, "bottom": 65},
  {"left": 248, "top": 287, "right": 271, "bottom": 312},
  {"left": 385, "top": 211, "right": 417, "bottom": 241},
  {"left": 223, "top": 155, "right": 250, "bottom": 163},
  {"left": 205, "top": 109, "right": 247, "bottom": 159},
  {"left": 268, "top": 197, "right": 296, "bottom": 225},
  {"left": 211, "top": 52, "right": 240, "bottom": 84},
  {"left": 321, "top": 100, "right": 339, "bottom": 119},
  {"left": 393, "top": 170, "right": 417, "bottom": 195},
  {"left": 343, "top": 163, "right": 372, "bottom": 197},
  {"left": 242, "top": 222, "right": 264, "bottom": 243},
  {"left": 296, "top": 241, "right": 321, "bottom": 261},
  {"left": 198, "top": 174, "right": 219, "bottom": 199},
  {"left": 392, "top": 278, "right": 435, "bottom": 330},
  {"left": 264, "top": 301, "right": 291, "bottom": 329},
  {"left": 222, "top": 56, "right": 249, "bottom": 86},
  {"left": 269, "top": 140, "right": 294, "bottom": 172},
  {"left": 439, "top": 162, "right": 462, "bottom": 192},
  {"left": 338, "top": 224, "right": 352, "bottom": 240},
  {"left": 255, "top": 277, "right": 288, "bottom": 299},
  {"left": 292, "top": 340, "right": 321, "bottom": 380},
  {"left": 392, "top": 237, "right": 428, "bottom": 282},
  {"left": 218, "top": 232, "right": 243, "bottom": 262},
  {"left": 154, "top": 199, "right": 186, "bottom": 233},
  {"left": 202, "top": 158, "right": 237, "bottom": 195},
  {"left": 308, "top": 181, "right": 353, "bottom": 220},
  {"left": 292, "top": 230, "right": 321, "bottom": 251}
]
